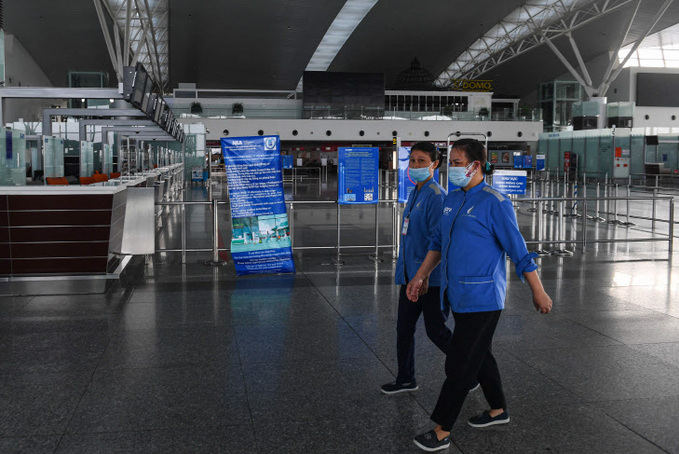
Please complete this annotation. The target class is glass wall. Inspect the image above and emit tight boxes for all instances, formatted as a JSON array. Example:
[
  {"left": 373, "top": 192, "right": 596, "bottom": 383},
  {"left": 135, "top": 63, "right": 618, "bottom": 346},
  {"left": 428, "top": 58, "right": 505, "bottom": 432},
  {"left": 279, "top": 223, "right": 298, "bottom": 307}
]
[
  {"left": 43, "top": 136, "right": 65, "bottom": 178},
  {"left": 0, "top": 129, "right": 27, "bottom": 186},
  {"left": 80, "top": 141, "right": 94, "bottom": 177}
]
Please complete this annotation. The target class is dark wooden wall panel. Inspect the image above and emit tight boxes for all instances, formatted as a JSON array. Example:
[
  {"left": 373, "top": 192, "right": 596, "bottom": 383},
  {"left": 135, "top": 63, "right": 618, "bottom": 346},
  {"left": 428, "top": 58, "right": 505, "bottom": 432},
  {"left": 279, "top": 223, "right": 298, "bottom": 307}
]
[
  {"left": 2, "top": 191, "right": 125, "bottom": 276},
  {"left": 11, "top": 242, "right": 109, "bottom": 258},
  {"left": 10, "top": 211, "right": 112, "bottom": 227},
  {"left": 8, "top": 194, "right": 114, "bottom": 210},
  {"left": 0, "top": 259, "right": 10, "bottom": 275},
  {"left": 11, "top": 257, "right": 108, "bottom": 274},
  {"left": 10, "top": 226, "right": 111, "bottom": 243},
  {"left": 0, "top": 243, "right": 10, "bottom": 259}
]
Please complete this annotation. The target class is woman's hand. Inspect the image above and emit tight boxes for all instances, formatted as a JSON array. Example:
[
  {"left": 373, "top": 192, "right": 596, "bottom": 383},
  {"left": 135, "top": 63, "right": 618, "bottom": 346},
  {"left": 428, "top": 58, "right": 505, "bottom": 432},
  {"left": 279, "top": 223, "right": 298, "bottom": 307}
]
[
  {"left": 406, "top": 275, "right": 426, "bottom": 302},
  {"left": 420, "top": 276, "right": 429, "bottom": 297},
  {"left": 533, "top": 290, "right": 553, "bottom": 314}
]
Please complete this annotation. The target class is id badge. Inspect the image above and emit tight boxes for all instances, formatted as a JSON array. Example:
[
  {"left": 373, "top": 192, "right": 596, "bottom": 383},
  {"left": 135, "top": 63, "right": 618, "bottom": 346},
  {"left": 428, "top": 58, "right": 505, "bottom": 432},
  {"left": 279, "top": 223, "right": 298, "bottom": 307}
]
[{"left": 402, "top": 217, "right": 410, "bottom": 235}]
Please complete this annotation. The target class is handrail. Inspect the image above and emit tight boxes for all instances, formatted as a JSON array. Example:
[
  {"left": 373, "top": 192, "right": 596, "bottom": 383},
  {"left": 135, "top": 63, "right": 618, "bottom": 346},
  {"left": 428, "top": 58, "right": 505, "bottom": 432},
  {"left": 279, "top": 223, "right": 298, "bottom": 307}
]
[{"left": 154, "top": 192, "right": 675, "bottom": 263}]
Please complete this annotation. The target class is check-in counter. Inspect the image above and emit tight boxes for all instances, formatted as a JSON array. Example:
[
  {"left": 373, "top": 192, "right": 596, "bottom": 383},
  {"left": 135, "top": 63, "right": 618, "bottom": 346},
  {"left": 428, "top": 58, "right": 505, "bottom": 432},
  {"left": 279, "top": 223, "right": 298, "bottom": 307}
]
[{"left": 0, "top": 176, "right": 155, "bottom": 280}]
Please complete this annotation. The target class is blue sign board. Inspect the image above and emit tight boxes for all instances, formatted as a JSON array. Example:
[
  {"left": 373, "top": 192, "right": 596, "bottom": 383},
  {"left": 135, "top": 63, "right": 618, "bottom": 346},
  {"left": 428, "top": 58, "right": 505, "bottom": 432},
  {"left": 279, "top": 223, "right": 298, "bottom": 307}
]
[
  {"left": 5, "top": 131, "right": 12, "bottom": 160},
  {"left": 338, "top": 147, "right": 379, "bottom": 204},
  {"left": 282, "top": 155, "right": 293, "bottom": 169},
  {"left": 493, "top": 170, "right": 527, "bottom": 195},
  {"left": 536, "top": 154, "right": 545, "bottom": 171},
  {"left": 221, "top": 136, "right": 295, "bottom": 276},
  {"left": 398, "top": 146, "right": 441, "bottom": 203}
]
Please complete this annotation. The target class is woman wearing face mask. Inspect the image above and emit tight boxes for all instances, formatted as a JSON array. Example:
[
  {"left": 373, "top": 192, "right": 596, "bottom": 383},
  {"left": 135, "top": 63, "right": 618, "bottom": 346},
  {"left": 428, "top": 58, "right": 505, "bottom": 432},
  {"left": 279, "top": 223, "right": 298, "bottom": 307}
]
[
  {"left": 406, "top": 139, "right": 553, "bottom": 452},
  {"left": 381, "top": 142, "right": 451, "bottom": 395}
]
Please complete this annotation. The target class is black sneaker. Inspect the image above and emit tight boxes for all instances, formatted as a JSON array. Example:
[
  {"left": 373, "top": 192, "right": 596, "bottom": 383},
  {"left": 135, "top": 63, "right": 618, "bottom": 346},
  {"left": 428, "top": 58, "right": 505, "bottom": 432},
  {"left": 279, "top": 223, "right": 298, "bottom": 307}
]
[
  {"left": 380, "top": 381, "right": 418, "bottom": 395},
  {"left": 413, "top": 430, "right": 450, "bottom": 452},
  {"left": 467, "top": 410, "right": 510, "bottom": 428}
]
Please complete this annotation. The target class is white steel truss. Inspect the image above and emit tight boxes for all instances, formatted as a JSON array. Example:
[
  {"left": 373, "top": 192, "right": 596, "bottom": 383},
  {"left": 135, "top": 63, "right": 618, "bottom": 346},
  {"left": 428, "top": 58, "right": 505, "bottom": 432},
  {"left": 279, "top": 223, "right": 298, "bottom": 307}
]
[
  {"left": 435, "top": 0, "right": 634, "bottom": 88},
  {"left": 93, "top": 0, "right": 169, "bottom": 91}
]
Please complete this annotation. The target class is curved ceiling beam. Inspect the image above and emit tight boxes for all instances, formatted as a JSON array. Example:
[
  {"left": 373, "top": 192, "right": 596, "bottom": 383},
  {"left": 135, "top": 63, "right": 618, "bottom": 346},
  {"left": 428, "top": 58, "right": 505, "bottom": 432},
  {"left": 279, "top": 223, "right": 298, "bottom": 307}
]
[{"left": 435, "top": 0, "right": 633, "bottom": 87}]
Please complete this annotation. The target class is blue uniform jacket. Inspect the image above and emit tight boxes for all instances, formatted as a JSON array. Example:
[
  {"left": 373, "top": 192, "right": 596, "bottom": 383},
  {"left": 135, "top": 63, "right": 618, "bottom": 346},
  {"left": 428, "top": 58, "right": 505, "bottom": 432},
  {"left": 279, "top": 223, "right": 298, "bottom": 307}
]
[
  {"left": 395, "top": 179, "right": 446, "bottom": 286},
  {"left": 429, "top": 180, "right": 537, "bottom": 313}
]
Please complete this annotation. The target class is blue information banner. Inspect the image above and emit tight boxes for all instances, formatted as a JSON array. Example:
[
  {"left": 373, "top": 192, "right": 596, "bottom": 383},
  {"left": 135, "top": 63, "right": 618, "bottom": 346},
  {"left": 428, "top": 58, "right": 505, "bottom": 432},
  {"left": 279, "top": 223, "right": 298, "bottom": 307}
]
[
  {"left": 282, "top": 155, "right": 293, "bottom": 169},
  {"left": 493, "top": 170, "right": 527, "bottom": 195},
  {"left": 536, "top": 154, "right": 546, "bottom": 171},
  {"left": 6, "top": 131, "right": 13, "bottom": 160},
  {"left": 338, "top": 147, "right": 379, "bottom": 204},
  {"left": 398, "top": 146, "right": 440, "bottom": 203},
  {"left": 221, "top": 136, "right": 295, "bottom": 276}
]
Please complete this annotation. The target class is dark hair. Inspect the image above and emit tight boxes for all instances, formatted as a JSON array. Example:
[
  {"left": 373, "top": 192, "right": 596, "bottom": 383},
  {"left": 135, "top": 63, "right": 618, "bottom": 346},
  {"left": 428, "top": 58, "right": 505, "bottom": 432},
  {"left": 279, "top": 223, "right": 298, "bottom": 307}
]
[
  {"left": 450, "top": 138, "right": 493, "bottom": 175},
  {"left": 411, "top": 141, "right": 441, "bottom": 169}
]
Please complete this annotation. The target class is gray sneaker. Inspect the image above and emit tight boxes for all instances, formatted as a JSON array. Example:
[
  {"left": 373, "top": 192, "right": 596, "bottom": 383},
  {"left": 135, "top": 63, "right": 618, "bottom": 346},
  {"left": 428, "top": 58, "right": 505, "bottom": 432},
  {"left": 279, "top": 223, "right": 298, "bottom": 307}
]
[{"left": 380, "top": 381, "right": 418, "bottom": 395}]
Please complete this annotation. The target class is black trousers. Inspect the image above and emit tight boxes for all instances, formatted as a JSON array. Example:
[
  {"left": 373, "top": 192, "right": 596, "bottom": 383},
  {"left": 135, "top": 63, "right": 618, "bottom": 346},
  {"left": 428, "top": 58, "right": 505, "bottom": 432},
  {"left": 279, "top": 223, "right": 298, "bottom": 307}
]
[
  {"left": 430, "top": 309, "right": 506, "bottom": 432},
  {"left": 396, "top": 285, "right": 452, "bottom": 383}
]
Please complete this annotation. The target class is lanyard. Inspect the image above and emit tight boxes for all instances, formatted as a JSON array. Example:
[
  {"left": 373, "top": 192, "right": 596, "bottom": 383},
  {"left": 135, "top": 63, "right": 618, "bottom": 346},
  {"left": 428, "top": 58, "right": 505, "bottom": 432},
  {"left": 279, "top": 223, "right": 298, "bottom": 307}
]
[
  {"left": 405, "top": 185, "right": 422, "bottom": 220},
  {"left": 442, "top": 191, "right": 467, "bottom": 280}
]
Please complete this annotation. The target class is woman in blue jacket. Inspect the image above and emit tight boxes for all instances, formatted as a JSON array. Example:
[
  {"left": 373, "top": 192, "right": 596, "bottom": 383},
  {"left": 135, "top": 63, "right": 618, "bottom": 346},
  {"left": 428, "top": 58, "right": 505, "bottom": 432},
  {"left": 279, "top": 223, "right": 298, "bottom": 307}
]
[
  {"left": 381, "top": 142, "right": 450, "bottom": 395},
  {"left": 406, "top": 139, "right": 553, "bottom": 452}
]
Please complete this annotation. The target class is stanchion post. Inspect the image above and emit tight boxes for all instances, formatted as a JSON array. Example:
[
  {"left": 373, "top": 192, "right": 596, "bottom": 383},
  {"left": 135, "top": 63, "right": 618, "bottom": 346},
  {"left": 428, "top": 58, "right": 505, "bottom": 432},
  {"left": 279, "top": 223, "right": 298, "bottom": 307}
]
[
  {"left": 370, "top": 203, "right": 383, "bottom": 262},
  {"left": 334, "top": 203, "right": 344, "bottom": 265},
  {"left": 652, "top": 186, "right": 657, "bottom": 232},
  {"left": 288, "top": 202, "right": 295, "bottom": 248},
  {"left": 582, "top": 200, "right": 588, "bottom": 253},
  {"left": 554, "top": 200, "right": 573, "bottom": 256},
  {"left": 181, "top": 202, "right": 187, "bottom": 264},
  {"left": 669, "top": 198, "right": 675, "bottom": 254},
  {"left": 205, "top": 199, "right": 226, "bottom": 266}
]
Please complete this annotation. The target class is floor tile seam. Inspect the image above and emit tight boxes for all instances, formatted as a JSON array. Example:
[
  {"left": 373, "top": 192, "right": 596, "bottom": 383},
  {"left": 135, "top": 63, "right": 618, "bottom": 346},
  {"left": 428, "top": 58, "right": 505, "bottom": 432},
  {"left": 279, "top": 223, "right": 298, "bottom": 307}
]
[
  {"left": 499, "top": 347, "right": 599, "bottom": 403},
  {"left": 296, "top": 268, "right": 438, "bottom": 418},
  {"left": 229, "top": 320, "right": 259, "bottom": 432},
  {"left": 52, "top": 318, "right": 123, "bottom": 454},
  {"left": 557, "top": 313, "right": 638, "bottom": 345},
  {"left": 578, "top": 401, "right": 674, "bottom": 454},
  {"left": 59, "top": 422, "right": 257, "bottom": 437}
]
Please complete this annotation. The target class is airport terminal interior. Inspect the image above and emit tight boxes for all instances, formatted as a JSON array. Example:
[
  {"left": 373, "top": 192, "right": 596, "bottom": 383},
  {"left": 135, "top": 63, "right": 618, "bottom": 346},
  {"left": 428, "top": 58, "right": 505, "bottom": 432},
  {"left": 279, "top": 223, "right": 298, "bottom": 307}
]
[{"left": 2, "top": 1, "right": 679, "bottom": 453}]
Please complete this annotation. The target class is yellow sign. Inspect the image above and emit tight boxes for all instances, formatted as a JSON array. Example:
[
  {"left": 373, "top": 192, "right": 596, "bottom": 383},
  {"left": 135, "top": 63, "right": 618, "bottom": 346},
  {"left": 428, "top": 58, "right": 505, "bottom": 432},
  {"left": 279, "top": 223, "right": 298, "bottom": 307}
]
[{"left": 449, "top": 79, "right": 493, "bottom": 92}]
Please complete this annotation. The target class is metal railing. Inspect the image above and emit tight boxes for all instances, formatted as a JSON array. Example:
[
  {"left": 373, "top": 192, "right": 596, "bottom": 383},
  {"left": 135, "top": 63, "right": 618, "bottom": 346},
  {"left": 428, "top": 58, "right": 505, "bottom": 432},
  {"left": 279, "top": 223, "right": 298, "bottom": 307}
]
[{"left": 155, "top": 188, "right": 676, "bottom": 264}]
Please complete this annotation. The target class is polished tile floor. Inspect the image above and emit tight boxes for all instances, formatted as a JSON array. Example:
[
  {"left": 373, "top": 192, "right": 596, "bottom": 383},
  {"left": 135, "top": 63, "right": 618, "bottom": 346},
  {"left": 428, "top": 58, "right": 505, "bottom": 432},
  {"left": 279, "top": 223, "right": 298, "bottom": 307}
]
[{"left": 1, "top": 179, "right": 679, "bottom": 453}]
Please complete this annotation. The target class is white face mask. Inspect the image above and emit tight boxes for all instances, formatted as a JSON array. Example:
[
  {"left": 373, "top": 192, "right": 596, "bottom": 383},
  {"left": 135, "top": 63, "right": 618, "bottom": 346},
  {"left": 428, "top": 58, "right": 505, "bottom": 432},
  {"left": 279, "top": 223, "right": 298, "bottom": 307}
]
[
  {"left": 448, "top": 162, "right": 476, "bottom": 187},
  {"left": 409, "top": 163, "right": 433, "bottom": 182}
]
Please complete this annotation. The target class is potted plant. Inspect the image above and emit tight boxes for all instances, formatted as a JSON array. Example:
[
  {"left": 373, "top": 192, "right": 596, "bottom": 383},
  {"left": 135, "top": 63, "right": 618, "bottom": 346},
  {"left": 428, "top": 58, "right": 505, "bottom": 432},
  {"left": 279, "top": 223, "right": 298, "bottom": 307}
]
[
  {"left": 478, "top": 107, "right": 489, "bottom": 118},
  {"left": 232, "top": 102, "right": 244, "bottom": 115},
  {"left": 190, "top": 102, "right": 203, "bottom": 115}
]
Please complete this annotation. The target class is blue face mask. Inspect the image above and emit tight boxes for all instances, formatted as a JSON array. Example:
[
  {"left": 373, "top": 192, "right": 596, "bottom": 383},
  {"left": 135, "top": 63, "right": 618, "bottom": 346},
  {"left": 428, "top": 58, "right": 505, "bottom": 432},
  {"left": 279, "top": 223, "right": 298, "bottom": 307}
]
[
  {"left": 409, "top": 165, "right": 433, "bottom": 183},
  {"left": 448, "top": 162, "right": 476, "bottom": 187}
]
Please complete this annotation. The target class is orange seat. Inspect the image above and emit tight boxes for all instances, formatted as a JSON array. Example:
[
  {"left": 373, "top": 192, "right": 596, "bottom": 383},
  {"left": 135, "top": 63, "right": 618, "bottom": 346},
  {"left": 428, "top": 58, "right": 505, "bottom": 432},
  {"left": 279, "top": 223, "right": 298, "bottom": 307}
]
[
  {"left": 92, "top": 173, "right": 109, "bottom": 182},
  {"left": 110, "top": 172, "right": 121, "bottom": 179},
  {"left": 79, "top": 176, "right": 96, "bottom": 185},
  {"left": 46, "top": 177, "right": 69, "bottom": 185}
]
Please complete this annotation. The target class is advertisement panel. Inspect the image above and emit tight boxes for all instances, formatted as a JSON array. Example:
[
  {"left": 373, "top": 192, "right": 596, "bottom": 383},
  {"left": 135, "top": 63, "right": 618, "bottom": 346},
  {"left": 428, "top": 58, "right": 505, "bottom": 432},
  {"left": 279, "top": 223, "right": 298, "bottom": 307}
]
[
  {"left": 338, "top": 147, "right": 379, "bottom": 204},
  {"left": 221, "top": 136, "right": 295, "bottom": 276}
]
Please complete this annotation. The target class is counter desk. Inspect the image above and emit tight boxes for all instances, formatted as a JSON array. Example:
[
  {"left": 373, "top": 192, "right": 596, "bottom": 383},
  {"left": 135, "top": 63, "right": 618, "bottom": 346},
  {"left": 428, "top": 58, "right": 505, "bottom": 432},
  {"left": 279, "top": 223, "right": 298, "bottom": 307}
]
[{"left": 0, "top": 176, "right": 158, "bottom": 294}]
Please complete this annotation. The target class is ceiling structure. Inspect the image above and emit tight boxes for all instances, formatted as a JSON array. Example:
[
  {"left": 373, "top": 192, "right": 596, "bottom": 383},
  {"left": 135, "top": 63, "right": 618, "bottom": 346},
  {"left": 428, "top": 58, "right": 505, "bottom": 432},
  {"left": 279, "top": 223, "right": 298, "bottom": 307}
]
[{"left": 5, "top": 0, "right": 679, "bottom": 99}]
